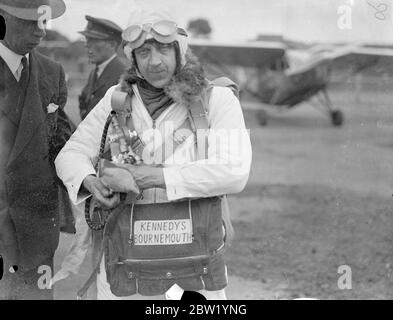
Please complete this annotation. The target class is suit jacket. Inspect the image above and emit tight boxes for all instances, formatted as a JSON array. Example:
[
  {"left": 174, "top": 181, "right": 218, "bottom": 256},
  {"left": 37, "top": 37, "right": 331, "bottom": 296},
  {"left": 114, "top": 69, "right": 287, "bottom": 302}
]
[
  {"left": 0, "top": 50, "right": 72, "bottom": 270},
  {"left": 79, "top": 56, "right": 126, "bottom": 120}
]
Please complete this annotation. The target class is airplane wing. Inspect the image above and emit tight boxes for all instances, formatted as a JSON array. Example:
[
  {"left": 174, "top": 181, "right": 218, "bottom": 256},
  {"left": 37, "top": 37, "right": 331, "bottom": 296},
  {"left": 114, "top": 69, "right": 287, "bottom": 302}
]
[
  {"left": 189, "top": 39, "right": 287, "bottom": 69},
  {"left": 285, "top": 45, "right": 393, "bottom": 76},
  {"left": 328, "top": 47, "right": 393, "bottom": 77},
  {"left": 189, "top": 39, "right": 287, "bottom": 99}
]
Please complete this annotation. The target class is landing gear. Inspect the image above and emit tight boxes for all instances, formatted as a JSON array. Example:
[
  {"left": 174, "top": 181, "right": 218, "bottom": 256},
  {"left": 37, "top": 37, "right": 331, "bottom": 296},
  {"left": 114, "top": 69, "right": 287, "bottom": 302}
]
[
  {"left": 315, "top": 89, "right": 344, "bottom": 127},
  {"left": 257, "top": 109, "right": 268, "bottom": 126}
]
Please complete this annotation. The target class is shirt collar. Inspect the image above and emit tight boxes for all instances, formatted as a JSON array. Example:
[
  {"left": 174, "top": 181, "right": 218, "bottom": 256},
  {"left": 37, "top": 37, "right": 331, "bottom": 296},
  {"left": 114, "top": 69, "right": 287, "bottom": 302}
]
[
  {"left": 0, "top": 41, "right": 29, "bottom": 78},
  {"left": 96, "top": 54, "right": 116, "bottom": 77}
]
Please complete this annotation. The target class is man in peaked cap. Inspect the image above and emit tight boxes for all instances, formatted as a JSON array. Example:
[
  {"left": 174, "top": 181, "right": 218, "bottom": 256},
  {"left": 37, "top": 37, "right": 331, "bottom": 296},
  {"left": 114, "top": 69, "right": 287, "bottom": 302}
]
[
  {"left": 0, "top": 0, "right": 72, "bottom": 299},
  {"left": 78, "top": 15, "right": 126, "bottom": 120}
]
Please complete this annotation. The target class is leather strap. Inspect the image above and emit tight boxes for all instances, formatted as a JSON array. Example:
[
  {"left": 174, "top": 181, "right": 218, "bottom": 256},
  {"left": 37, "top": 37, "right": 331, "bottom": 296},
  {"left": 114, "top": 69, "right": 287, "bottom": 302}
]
[{"left": 111, "top": 78, "right": 239, "bottom": 162}]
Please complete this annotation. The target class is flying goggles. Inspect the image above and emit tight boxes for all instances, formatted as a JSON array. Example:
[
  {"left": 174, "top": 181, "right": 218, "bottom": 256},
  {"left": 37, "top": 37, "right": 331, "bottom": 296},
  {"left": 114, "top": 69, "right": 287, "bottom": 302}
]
[{"left": 122, "top": 20, "right": 187, "bottom": 50}]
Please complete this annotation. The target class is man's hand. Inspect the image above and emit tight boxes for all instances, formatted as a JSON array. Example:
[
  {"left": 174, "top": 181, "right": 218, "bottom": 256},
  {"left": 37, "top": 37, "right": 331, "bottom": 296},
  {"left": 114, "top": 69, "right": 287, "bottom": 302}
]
[
  {"left": 124, "top": 165, "right": 166, "bottom": 190},
  {"left": 82, "top": 175, "right": 120, "bottom": 209},
  {"left": 99, "top": 160, "right": 140, "bottom": 194}
]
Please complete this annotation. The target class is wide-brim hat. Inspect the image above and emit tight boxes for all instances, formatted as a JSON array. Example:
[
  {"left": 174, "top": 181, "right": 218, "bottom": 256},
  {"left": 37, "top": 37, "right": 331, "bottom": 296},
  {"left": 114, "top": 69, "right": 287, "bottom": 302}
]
[
  {"left": 78, "top": 15, "right": 123, "bottom": 42},
  {"left": 0, "top": 0, "right": 66, "bottom": 21}
]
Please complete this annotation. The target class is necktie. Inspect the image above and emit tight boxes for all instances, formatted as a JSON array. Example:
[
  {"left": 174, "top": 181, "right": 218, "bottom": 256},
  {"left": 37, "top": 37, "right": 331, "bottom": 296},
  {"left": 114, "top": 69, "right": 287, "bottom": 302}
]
[
  {"left": 91, "top": 65, "right": 99, "bottom": 89},
  {"left": 85, "top": 65, "right": 99, "bottom": 103},
  {"left": 19, "top": 56, "right": 30, "bottom": 90}
]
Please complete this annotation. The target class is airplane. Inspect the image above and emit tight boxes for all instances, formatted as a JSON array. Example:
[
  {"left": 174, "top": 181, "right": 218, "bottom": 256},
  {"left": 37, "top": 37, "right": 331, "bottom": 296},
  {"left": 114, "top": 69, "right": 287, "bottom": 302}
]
[{"left": 189, "top": 39, "right": 393, "bottom": 126}]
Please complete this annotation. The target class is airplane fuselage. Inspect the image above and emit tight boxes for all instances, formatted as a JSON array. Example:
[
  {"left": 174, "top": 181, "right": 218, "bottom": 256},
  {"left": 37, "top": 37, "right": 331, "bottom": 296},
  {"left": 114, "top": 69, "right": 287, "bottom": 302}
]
[{"left": 259, "top": 62, "right": 330, "bottom": 107}]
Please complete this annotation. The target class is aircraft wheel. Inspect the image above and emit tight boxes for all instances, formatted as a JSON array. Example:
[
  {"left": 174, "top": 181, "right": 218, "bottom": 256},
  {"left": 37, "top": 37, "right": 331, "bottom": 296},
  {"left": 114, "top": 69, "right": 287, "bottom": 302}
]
[
  {"left": 257, "top": 109, "right": 268, "bottom": 126},
  {"left": 331, "top": 110, "right": 344, "bottom": 126}
]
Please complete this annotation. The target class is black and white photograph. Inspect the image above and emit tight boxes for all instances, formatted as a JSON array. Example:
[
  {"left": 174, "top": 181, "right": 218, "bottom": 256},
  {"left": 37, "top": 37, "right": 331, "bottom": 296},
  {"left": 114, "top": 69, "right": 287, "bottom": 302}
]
[{"left": 1, "top": 0, "right": 393, "bottom": 303}]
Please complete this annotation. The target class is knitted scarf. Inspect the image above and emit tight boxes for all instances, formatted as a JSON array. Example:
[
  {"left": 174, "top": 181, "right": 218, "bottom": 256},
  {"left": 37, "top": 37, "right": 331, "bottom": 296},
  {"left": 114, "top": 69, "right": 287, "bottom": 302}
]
[
  {"left": 120, "top": 50, "right": 207, "bottom": 112},
  {"left": 136, "top": 78, "right": 173, "bottom": 120}
]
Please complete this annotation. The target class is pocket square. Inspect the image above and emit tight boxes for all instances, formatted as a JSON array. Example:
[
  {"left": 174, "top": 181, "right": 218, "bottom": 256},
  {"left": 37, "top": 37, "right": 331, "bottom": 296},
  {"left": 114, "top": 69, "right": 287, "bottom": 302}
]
[{"left": 47, "top": 103, "right": 59, "bottom": 113}]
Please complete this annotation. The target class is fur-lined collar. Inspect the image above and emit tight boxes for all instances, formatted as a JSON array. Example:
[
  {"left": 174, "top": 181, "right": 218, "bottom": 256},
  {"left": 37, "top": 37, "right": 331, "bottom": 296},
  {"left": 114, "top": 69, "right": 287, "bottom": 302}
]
[{"left": 120, "top": 50, "right": 208, "bottom": 106}]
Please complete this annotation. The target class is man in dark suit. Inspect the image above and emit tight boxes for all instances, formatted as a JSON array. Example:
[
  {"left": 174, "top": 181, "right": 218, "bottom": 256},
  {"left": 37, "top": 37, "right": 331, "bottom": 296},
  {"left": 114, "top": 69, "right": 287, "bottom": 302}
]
[
  {"left": 78, "top": 15, "right": 126, "bottom": 120},
  {"left": 0, "top": 0, "right": 72, "bottom": 299}
]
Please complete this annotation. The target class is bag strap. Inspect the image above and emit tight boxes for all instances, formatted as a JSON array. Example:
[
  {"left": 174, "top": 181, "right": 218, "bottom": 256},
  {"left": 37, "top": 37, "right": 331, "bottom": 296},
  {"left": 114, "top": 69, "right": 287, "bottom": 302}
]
[
  {"left": 77, "top": 203, "right": 127, "bottom": 299},
  {"left": 76, "top": 236, "right": 107, "bottom": 300},
  {"left": 211, "top": 77, "right": 239, "bottom": 98},
  {"left": 105, "top": 78, "right": 239, "bottom": 163},
  {"left": 187, "top": 77, "right": 238, "bottom": 245},
  {"left": 187, "top": 77, "right": 239, "bottom": 161}
]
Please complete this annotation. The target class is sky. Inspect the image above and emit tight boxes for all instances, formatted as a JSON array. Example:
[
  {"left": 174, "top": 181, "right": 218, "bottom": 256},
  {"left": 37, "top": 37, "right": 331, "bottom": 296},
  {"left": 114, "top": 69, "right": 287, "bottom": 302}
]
[{"left": 50, "top": 0, "right": 393, "bottom": 45}]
